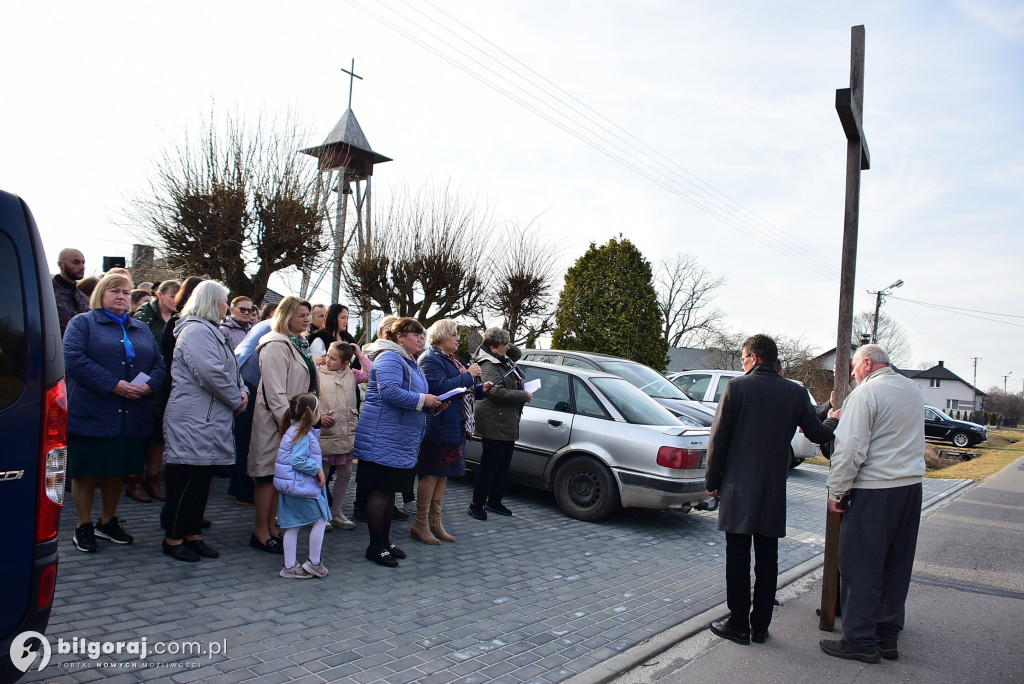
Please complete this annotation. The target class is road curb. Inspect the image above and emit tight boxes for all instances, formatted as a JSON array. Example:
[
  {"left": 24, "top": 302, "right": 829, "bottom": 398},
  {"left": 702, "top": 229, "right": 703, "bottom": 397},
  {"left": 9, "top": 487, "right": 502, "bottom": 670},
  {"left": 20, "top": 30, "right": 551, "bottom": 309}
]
[{"left": 568, "top": 476, "right": 974, "bottom": 684}]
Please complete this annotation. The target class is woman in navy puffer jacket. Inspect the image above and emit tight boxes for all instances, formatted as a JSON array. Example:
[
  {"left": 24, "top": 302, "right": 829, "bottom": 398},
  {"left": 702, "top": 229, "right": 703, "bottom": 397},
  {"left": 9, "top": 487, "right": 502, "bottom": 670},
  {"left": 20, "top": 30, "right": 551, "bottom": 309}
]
[
  {"left": 411, "top": 319, "right": 494, "bottom": 545},
  {"left": 353, "top": 317, "right": 445, "bottom": 567}
]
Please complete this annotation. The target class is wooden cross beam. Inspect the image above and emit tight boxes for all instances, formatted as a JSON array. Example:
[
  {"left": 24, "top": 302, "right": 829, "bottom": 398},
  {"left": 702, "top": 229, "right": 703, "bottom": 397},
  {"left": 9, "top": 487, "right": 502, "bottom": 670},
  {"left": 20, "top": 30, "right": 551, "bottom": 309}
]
[
  {"left": 341, "top": 58, "right": 363, "bottom": 110},
  {"left": 820, "top": 24, "right": 870, "bottom": 633}
]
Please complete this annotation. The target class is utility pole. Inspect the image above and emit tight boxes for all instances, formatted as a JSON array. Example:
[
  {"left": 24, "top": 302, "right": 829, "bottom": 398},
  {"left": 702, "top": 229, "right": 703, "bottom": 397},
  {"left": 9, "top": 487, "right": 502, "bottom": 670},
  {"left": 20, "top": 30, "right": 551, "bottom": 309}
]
[
  {"left": 1003, "top": 371, "right": 1013, "bottom": 393},
  {"left": 822, "top": 25, "right": 870, "bottom": 632},
  {"left": 868, "top": 278, "right": 903, "bottom": 343},
  {"left": 970, "top": 356, "right": 981, "bottom": 414}
]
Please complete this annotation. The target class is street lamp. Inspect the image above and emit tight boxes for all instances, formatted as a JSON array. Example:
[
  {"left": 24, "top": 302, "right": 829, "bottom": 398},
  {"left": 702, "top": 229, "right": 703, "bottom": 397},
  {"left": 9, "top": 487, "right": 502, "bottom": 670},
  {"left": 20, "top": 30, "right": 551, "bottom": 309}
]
[
  {"left": 1003, "top": 371, "right": 1013, "bottom": 393},
  {"left": 868, "top": 279, "right": 904, "bottom": 344}
]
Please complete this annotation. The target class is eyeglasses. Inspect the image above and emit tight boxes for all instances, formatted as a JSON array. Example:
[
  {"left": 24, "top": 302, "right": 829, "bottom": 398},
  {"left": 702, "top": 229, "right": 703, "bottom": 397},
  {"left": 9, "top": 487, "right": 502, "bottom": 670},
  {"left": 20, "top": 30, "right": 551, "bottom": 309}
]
[{"left": 235, "top": 306, "right": 254, "bottom": 313}]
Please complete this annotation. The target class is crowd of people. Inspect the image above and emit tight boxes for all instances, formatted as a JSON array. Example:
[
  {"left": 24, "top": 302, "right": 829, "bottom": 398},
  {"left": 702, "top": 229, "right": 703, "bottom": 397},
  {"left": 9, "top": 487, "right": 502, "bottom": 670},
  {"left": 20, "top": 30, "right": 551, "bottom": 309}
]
[{"left": 54, "top": 247, "right": 528, "bottom": 576}]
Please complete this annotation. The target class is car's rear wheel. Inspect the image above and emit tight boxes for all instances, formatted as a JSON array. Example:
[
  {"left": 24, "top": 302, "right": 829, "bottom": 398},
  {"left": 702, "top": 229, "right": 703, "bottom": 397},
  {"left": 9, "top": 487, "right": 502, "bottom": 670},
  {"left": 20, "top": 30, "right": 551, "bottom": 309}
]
[
  {"left": 788, "top": 447, "right": 804, "bottom": 469},
  {"left": 951, "top": 431, "right": 971, "bottom": 448},
  {"left": 553, "top": 455, "right": 620, "bottom": 522}
]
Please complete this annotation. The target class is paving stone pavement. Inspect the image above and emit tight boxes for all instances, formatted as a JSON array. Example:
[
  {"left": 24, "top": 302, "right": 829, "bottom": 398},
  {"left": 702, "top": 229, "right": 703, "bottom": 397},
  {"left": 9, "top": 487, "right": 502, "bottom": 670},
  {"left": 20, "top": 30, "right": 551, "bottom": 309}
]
[{"left": 25, "top": 466, "right": 968, "bottom": 683}]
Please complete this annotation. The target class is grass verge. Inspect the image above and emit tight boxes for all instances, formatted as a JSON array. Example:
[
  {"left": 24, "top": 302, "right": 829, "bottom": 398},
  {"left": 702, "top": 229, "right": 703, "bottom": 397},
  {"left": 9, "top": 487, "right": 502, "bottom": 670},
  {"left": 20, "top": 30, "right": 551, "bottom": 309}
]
[{"left": 803, "top": 427, "right": 1024, "bottom": 482}]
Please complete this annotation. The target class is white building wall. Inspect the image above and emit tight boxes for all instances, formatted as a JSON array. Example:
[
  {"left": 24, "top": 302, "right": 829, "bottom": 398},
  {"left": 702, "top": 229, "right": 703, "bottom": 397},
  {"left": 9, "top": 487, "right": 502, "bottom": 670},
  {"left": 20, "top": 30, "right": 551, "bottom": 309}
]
[{"left": 913, "top": 379, "right": 980, "bottom": 412}]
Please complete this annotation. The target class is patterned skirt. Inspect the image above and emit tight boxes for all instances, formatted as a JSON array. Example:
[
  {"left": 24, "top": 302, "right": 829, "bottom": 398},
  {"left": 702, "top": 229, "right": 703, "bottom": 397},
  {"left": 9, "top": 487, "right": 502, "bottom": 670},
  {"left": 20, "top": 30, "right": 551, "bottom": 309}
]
[{"left": 416, "top": 440, "right": 466, "bottom": 477}]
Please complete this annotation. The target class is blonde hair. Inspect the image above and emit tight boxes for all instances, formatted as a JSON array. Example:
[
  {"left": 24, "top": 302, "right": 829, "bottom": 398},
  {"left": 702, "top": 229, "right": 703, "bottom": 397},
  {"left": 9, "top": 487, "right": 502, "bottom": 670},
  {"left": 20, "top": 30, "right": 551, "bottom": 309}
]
[
  {"left": 271, "top": 296, "right": 312, "bottom": 335},
  {"left": 376, "top": 315, "right": 398, "bottom": 340},
  {"left": 89, "top": 272, "right": 132, "bottom": 310},
  {"left": 279, "top": 393, "right": 318, "bottom": 442},
  {"left": 427, "top": 319, "right": 459, "bottom": 346}
]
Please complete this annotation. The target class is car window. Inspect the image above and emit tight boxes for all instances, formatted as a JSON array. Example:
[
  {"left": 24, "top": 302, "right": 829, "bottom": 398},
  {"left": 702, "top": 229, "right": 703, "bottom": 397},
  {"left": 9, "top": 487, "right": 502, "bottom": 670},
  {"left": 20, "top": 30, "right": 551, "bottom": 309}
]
[
  {"left": 571, "top": 377, "right": 610, "bottom": 419},
  {"left": 713, "top": 375, "right": 732, "bottom": 403},
  {"left": 0, "top": 232, "right": 26, "bottom": 410},
  {"left": 925, "top": 408, "right": 941, "bottom": 421},
  {"left": 601, "top": 360, "right": 689, "bottom": 400},
  {"left": 523, "top": 353, "right": 558, "bottom": 366},
  {"left": 673, "top": 373, "right": 711, "bottom": 401},
  {"left": 561, "top": 356, "right": 598, "bottom": 370},
  {"left": 591, "top": 377, "right": 678, "bottom": 425},
  {"left": 523, "top": 366, "right": 571, "bottom": 412}
]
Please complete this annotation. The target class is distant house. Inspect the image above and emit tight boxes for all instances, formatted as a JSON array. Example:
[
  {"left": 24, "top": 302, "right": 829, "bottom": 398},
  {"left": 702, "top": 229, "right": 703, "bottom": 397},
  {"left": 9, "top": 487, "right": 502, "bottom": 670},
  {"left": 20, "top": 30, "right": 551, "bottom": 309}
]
[
  {"left": 666, "top": 347, "right": 741, "bottom": 373},
  {"left": 895, "top": 361, "right": 985, "bottom": 413}
]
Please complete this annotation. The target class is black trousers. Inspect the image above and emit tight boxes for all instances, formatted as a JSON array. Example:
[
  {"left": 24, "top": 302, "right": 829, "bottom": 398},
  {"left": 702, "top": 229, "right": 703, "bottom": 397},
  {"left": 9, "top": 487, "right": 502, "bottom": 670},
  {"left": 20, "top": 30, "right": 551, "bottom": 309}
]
[
  {"left": 839, "top": 484, "right": 922, "bottom": 648},
  {"left": 163, "top": 464, "right": 216, "bottom": 539},
  {"left": 227, "top": 380, "right": 256, "bottom": 503},
  {"left": 472, "top": 439, "right": 514, "bottom": 506},
  {"left": 725, "top": 532, "right": 778, "bottom": 632}
]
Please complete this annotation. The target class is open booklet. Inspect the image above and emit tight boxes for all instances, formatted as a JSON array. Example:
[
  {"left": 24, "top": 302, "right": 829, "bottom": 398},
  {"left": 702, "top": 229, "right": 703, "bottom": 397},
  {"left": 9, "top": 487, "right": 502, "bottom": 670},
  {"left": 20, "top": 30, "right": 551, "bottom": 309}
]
[{"left": 437, "top": 387, "right": 468, "bottom": 401}]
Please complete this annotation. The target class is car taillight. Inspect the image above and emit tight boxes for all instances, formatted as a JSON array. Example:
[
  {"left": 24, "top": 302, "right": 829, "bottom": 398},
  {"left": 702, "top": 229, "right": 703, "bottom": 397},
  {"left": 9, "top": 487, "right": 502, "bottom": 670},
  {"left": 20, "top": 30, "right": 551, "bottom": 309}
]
[
  {"left": 36, "top": 379, "right": 67, "bottom": 543},
  {"left": 657, "top": 446, "right": 703, "bottom": 470}
]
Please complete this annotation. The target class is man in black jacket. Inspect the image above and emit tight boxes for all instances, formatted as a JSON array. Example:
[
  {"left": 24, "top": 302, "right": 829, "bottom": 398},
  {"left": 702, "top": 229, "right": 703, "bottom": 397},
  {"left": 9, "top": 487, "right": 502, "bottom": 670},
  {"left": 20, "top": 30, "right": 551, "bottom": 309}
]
[
  {"left": 51, "top": 247, "right": 89, "bottom": 337},
  {"left": 705, "top": 334, "right": 838, "bottom": 645}
]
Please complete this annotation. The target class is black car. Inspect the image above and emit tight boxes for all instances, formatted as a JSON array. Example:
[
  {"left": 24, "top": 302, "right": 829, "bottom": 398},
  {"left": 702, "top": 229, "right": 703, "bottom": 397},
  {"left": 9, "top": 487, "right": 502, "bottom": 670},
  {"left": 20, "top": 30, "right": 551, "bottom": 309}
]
[
  {"left": 519, "top": 349, "right": 715, "bottom": 426},
  {"left": 924, "top": 405, "right": 987, "bottom": 448},
  {"left": 0, "top": 189, "right": 67, "bottom": 682}
]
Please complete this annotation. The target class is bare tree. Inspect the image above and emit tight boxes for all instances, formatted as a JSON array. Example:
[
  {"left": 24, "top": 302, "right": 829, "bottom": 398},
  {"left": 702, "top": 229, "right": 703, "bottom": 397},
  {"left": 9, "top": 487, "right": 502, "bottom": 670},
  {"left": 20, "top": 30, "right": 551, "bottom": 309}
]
[
  {"left": 479, "top": 220, "right": 561, "bottom": 347},
  {"left": 852, "top": 311, "right": 911, "bottom": 366},
  {"left": 124, "top": 108, "right": 328, "bottom": 305},
  {"left": 345, "top": 182, "right": 490, "bottom": 327},
  {"left": 985, "top": 388, "right": 1024, "bottom": 426},
  {"left": 703, "top": 330, "right": 747, "bottom": 371},
  {"left": 655, "top": 254, "right": 725, "bottom": 348}
]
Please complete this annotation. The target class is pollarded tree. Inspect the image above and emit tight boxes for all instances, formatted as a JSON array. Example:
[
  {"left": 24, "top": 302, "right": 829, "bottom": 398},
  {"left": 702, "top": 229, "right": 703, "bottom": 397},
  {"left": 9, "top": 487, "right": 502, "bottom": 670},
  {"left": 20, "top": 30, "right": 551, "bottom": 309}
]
[{"left": 553, "top": 236, "right": 668, "bottom": 370}]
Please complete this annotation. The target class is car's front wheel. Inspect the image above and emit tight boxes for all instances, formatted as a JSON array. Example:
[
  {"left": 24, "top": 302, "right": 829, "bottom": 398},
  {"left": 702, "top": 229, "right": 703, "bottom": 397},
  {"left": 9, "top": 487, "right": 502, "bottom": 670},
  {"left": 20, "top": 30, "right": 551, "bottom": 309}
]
[
  {"left": 553, "top": 455, "right": 620, "bottom": 522},
  {"left": 951, "top": 431, "right": 972, "bottom": 448}
]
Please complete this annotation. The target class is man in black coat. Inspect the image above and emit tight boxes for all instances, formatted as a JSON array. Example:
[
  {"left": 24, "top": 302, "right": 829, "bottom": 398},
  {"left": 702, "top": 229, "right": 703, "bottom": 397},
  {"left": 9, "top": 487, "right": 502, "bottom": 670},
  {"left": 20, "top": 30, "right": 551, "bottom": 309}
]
[
  {"left": 705, "top": 334, "right": 838, "bottom": 645},
  {"left": 51, "top": 247, "right": 89, "bottom": 337}
]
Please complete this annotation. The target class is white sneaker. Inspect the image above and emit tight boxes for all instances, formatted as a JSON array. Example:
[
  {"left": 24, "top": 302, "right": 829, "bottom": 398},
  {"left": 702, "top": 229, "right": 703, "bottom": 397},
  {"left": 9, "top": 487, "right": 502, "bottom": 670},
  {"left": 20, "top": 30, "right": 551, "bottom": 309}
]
[
  {"left": 279, "top": 563, "right": 313, "bottom": 579},
  {"left": 302, "top": 559, "right": 329, "bottom": 578},
  {"left": 331, "top": 514, "right": 356, "bottom": 530}
]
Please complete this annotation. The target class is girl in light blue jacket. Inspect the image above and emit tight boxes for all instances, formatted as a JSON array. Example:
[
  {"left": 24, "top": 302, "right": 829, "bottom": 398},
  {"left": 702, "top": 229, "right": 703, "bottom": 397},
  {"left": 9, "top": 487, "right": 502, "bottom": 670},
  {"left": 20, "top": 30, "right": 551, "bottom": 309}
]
[{"left": 274, "top": 393, "right": 330, "bottom": 579}]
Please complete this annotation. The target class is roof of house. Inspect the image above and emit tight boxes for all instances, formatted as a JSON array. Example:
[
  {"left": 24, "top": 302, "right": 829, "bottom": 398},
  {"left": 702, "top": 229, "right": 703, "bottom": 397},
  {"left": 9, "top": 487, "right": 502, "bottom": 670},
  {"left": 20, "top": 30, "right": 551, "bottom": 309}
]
[
  {"left": 666, "top": 347, "right": 712, "bottom": 373},
  {"left": 895, "top": 361, "right": 986, "bottom": 396}
]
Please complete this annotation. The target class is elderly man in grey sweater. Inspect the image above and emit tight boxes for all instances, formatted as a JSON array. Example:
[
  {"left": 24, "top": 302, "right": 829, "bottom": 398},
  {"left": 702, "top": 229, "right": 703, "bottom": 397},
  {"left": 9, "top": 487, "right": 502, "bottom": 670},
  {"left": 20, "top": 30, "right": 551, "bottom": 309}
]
[{"left": 820, "top": 344, "right": 926, "bottom": 664}]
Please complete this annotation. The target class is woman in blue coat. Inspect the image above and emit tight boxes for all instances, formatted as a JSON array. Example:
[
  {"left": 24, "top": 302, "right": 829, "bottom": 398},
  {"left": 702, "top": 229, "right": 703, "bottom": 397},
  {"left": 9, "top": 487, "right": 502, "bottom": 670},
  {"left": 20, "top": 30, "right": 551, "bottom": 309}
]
[
  {"left": 411, "top": 319, "right": 493, "bottom": 545},
  {"left": 353, "top": 317, "right": 444, "bottom": 567},
  {"left": 64, "top": 273, "right": 166, "bottom": 554}
]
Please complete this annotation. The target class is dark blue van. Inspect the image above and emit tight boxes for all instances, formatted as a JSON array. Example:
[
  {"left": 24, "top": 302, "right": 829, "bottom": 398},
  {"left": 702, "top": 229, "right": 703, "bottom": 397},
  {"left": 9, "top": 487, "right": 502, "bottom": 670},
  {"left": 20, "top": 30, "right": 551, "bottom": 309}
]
[{"left": 0, "top": 189, "right": 66, "bottom": 682}]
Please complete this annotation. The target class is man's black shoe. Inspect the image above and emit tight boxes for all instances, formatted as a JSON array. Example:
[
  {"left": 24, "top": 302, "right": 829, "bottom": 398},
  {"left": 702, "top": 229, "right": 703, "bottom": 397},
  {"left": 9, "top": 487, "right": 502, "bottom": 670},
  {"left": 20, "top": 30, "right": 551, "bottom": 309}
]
[
  {"left": 878, "top": 641, "right": 899, "bottom": 660},
  {"left": 819, "top": 639, "right": 881, "bottom": 663},
  {"left": 162, "top": 540, "right": 200, "bottom": 563},
  {"left": 709, "top": 620, "right": 750, "bottom": 645},
  {"left": 392, "top": 505, "right": 410, "bottom": 521},
  {"left": 467, "top": 504, "right": 487, "bottom": 520},
  {"left": 484, "top": 502, "right": 512, "bottom": 516},
  {"left": 751, "top": 630, "right": 768, "bottom": 644}
]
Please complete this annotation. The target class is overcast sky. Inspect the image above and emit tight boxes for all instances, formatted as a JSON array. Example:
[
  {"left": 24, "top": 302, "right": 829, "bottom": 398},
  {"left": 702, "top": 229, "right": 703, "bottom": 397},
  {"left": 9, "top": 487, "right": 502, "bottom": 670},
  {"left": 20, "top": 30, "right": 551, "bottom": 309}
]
[{"left": 2, "top": 1, "right": 1021, "bottom": 391}]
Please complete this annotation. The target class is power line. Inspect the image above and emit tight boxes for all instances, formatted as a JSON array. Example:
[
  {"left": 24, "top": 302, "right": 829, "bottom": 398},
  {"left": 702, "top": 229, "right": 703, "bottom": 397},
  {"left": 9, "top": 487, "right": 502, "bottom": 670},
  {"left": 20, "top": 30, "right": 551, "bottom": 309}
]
[
  {"left": 343, "top": 0, "right": 841, "bottom": 280},
  {"left": 889, "top": 295, "right": 1024, "bottom": 321}
]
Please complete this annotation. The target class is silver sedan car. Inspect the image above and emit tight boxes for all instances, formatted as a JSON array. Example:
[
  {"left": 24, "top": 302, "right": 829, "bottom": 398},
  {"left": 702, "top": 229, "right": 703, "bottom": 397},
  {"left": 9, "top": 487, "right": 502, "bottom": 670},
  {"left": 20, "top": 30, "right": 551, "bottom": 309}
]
[{"left": 465, "top": 361, "right": 714, "bottom": 521}]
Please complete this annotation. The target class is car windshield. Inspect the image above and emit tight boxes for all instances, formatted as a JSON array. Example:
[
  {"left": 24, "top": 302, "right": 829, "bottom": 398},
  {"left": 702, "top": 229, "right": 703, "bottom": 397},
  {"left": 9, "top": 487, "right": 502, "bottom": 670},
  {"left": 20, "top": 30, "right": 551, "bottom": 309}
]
[
  {"left": 601, "top": 360, "right": 689, "bottom": 400},
  {"left": 591, "top": 377, "right": 680, "bottom": 425}
]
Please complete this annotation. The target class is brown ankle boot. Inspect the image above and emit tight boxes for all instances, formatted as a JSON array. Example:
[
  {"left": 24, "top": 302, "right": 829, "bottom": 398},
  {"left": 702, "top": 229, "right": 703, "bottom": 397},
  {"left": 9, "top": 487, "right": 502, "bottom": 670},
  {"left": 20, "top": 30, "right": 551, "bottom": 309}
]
[
  {"left": 410, "top": 503, "right": 440, "bottom": 544},
  {"left": 125, "top": 475, "right": 152, "bottom": 503},
  {"left": 429, "top": 500, "right": 455, "bottom": 542},
  {"left": 145, "top": 475, "right": 166, "bottom": 501}
]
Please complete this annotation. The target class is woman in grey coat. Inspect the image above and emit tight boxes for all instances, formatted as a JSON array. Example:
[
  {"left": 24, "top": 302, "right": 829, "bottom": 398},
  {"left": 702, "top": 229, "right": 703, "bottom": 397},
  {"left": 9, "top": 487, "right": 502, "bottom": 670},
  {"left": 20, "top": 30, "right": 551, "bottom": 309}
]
[{"left": 161, "top": 281, "right": 248, "bottom": 562}]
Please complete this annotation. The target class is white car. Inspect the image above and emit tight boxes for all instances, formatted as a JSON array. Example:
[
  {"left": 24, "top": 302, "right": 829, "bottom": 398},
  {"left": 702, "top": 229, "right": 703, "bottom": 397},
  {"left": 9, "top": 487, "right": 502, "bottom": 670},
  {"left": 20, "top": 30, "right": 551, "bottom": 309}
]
[{"left": 667, "top": 369, "right": 823, "bottom": 467}]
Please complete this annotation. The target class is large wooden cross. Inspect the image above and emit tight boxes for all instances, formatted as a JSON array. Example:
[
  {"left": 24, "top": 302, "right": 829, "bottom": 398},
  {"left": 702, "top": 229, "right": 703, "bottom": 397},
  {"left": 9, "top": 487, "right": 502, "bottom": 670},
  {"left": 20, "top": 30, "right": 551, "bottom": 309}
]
[{"left": 820, "top": 24, "right": 870, "bottom": 632}]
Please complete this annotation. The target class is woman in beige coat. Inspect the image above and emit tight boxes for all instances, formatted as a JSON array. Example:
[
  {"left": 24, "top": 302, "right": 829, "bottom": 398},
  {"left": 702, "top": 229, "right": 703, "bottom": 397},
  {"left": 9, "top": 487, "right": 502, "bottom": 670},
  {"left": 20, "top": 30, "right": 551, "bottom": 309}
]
[{"left": 248, "top": 296, "right": 330, "bottom": 553}]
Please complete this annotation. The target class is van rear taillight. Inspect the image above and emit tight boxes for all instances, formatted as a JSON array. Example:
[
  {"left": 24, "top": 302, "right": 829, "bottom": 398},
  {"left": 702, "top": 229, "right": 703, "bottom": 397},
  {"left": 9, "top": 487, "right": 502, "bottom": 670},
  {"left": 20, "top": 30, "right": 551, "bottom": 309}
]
[
  {"left": 36, "top": 379, "right": 67, "bottom": 542},
  {"left": 657, "top": 446, "right": 703, "bottom": 470}
]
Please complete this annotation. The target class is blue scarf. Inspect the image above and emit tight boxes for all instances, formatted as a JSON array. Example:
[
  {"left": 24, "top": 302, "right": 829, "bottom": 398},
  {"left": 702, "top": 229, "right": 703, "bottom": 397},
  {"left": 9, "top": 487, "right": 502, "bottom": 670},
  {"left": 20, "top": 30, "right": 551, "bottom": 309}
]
[{"left": 100, "top": 309, "right": 136, "bottom": 363}]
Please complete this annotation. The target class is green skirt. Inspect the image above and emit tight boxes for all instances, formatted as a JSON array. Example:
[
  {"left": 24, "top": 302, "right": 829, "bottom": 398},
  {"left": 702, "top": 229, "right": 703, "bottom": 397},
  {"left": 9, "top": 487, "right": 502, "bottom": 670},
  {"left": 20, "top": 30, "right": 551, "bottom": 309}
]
[{"left": 67, "top": 435, "right": 147, "bottom": 478}]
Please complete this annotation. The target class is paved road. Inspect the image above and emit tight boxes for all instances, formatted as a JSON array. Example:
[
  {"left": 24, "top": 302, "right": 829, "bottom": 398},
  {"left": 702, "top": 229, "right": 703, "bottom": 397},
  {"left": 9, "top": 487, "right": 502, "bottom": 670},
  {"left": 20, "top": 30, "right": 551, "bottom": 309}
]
[
  {"left": 24, "top": 466, "right": 967, "bottom": 683},
  {"left": 610, "top": 456, "right": 1024, "bottom": 684}
]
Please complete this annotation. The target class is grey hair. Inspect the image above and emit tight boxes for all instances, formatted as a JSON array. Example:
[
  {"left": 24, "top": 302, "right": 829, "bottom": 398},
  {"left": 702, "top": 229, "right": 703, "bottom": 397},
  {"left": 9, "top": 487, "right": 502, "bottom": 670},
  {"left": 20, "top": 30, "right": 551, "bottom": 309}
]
[
  {"left": 427, "top": 319, "right": 459, "bottom": 346},
  {"left": 855, "top": 344, "right": 891, "bottom": 365},
  {"left": 481, "top": 327, "right": 510, "bottom": 351},
  {"left": 181, "top": 280, "right": 229, "bottom": 324}
]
